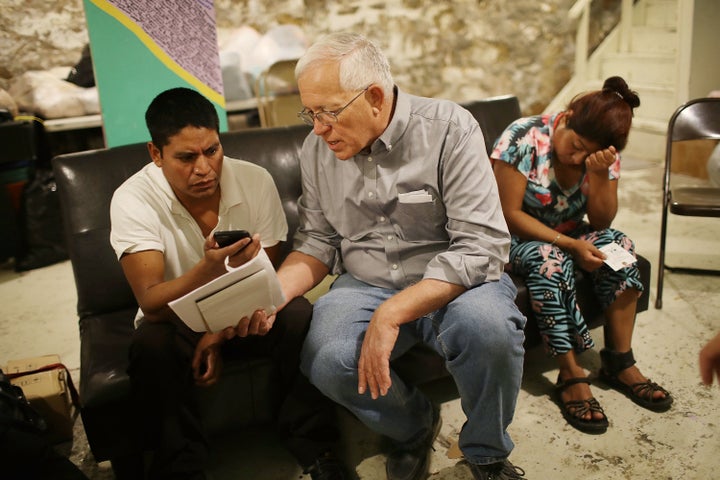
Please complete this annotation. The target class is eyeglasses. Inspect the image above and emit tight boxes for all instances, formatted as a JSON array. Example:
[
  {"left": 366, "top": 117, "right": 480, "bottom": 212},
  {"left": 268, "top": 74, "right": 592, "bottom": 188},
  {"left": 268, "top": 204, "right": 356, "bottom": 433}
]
[{"left": 297, "top": 86, "right": 370, "bottom": 126}]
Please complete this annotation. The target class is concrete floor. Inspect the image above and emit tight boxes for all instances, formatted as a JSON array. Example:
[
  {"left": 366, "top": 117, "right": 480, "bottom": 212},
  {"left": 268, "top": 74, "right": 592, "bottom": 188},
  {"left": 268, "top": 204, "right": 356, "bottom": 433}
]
[{"left": 2, "top": 158, "right": 719, "bottom": 479}]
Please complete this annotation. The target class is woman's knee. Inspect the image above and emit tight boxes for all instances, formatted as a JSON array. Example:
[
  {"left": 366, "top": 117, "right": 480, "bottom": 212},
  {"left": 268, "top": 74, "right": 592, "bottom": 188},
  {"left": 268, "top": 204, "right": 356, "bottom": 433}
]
[{"left": 594, "top": 228, "right": 636, "bottom": 251}]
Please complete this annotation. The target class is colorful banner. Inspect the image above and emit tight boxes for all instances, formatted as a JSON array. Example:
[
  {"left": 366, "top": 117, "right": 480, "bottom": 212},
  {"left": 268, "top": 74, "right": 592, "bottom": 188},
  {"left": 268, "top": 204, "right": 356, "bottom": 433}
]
[{"left": 84, "top": 0, "right": 227, "bottom": 148}]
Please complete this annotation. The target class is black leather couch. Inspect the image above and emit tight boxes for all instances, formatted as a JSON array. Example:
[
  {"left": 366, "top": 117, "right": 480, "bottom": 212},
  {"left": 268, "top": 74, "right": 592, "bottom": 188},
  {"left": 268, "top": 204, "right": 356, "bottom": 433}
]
[{"left": 52, "top": 95, "right": 649, "bottom": 477}]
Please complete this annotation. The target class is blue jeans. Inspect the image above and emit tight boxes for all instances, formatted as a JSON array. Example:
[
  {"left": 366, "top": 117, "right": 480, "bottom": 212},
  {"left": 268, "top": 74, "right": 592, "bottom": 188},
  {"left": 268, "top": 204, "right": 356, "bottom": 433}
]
[{"left": 300, "top": 272, "right": 526, "bottom": 465}]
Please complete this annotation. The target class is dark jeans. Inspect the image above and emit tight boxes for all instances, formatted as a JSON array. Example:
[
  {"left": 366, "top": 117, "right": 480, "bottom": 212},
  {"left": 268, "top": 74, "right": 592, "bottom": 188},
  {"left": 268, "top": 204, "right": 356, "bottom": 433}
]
[{"left": 127, "top": 297, "right": 338, "bottom": 480}]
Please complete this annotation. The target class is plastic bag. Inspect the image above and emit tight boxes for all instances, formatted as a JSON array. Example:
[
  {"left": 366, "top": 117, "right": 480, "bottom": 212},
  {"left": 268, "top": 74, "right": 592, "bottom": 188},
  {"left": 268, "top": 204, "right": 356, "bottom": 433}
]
[
  {"left": 14, "top": 168, "right": 68, "bottom": 272},
  {"left": 8, "top": 70, "right": 100, "bottom": 119}
]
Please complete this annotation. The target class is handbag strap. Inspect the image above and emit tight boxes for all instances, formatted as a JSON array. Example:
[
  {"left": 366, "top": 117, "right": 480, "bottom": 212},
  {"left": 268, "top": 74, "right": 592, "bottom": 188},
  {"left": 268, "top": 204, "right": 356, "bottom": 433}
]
[{"left": 6, "top": 363, "right": 81, "bottom": 408}]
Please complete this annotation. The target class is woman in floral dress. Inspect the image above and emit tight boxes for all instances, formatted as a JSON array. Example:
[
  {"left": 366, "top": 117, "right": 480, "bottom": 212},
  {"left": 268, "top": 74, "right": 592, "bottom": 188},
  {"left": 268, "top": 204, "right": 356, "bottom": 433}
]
[{"left": 491, "top": 76, "right": 672, "bottom": 433}]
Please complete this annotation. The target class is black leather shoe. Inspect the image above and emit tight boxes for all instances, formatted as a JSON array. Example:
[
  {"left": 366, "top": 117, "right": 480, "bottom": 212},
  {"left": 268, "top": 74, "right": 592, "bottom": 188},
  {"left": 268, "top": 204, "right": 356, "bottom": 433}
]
[
  {"left": 304, "top": 451, "right": 348, "bottom": 480},
  {"left": 385, "top": 405, "right": 442, "bottom": 480},
  {"left": 468, "top": 459, "right": 526, "bottom": 479}
]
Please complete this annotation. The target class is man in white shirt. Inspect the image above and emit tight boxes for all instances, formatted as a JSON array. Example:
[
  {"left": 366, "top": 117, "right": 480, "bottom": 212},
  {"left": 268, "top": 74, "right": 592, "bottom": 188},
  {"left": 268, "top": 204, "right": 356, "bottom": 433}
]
[{"left": 110, "top": 87, "right": 346, "bottom": 480}]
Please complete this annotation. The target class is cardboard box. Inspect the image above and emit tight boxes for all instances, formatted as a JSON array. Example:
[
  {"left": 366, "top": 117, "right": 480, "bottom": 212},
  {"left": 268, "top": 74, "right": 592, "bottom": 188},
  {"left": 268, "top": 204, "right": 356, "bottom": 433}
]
[{"left": 5, "top": 354, "right": 75, "bottom": 444}]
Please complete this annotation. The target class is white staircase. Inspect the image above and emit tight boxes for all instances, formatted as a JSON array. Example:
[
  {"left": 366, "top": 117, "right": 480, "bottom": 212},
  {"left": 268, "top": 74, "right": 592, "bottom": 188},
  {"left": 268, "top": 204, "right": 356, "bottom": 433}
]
[{"left": 545, "top": 0, "right": 684, "bottom": 162}]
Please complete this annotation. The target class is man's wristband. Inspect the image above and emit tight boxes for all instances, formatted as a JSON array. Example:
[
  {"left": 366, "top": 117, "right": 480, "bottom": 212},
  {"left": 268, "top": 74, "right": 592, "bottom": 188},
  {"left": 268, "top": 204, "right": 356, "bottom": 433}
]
[{"left": 550, "top": 233, "right": 561, "bottom": 246}]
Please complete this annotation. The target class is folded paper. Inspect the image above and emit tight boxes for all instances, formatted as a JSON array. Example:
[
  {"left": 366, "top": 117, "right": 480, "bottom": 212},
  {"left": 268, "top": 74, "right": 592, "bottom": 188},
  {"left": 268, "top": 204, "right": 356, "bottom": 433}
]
[
  {"left": 169, "top": 249, "right": 285, "bottom": 332},
  {"left": 398, "top": 189, "right": 433, "bottom": 204}
]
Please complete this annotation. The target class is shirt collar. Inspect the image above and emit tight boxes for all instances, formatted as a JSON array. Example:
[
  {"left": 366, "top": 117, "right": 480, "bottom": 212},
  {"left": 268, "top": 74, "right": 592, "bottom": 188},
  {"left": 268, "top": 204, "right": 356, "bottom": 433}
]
[
  {"left": 364, "top": 85, "right": 409, "bottom": 156},
  {"left": 548, "top": 112, "right": 561, "bottom": 137},
  {"left": 147, "top": 163, "right": 178, "bottom": 213},
  {"left": 216, "top": 157, "right": 243, "bottom": 214}
]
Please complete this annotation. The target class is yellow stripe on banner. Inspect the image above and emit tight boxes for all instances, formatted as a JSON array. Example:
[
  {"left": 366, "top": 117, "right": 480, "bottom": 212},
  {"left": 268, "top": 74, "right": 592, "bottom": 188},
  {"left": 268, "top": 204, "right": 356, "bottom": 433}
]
[{"left": 89, "top": 0, "right": 225, "bottom": 108}]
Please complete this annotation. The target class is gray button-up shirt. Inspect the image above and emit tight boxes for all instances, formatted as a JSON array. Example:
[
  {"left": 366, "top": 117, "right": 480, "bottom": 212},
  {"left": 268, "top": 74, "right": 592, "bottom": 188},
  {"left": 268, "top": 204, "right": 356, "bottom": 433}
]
[{"left": 293, "top": 88, "right": 510, "bottom": 290}]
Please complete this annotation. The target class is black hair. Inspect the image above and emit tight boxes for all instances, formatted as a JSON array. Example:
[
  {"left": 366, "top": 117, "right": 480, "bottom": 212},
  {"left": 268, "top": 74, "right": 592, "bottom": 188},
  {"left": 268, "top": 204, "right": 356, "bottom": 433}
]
[
  {"left": 145, "top": 87, "right": 220, "bottom": 148},
  {"left": 565, "top": 76, "right": 640, "bottom": 151}
]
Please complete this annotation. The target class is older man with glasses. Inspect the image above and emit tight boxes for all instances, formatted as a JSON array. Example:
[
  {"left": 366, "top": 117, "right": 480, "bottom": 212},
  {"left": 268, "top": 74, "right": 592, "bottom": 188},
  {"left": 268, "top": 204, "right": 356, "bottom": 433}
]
[{"left": 274, "top": 32, "right": 527, "bottom": 480}]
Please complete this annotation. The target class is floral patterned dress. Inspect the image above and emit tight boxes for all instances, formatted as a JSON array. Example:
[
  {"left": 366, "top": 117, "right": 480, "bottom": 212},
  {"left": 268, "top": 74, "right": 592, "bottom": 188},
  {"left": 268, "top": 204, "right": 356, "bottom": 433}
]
[{"left": 492, "top": 114, "right": 644, "bottom": 356}]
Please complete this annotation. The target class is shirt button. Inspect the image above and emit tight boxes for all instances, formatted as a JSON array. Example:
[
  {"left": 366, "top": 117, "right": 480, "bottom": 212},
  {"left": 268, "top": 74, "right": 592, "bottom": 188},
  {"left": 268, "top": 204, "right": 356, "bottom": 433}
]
[
  {"left": 387, "top": 235, "right": 393, "bottom": 241},
  {"left": 379, "top": 216, "right": 386, "bottom": 222},
  {"left": 368, "top": 157, "right": 373, "bottom": 162},
  {"left": 368, "top": 191, "right": 374, "bottom": 198},
  {"left": 391, "top": 264, "right": 398, "bottom": 270}
]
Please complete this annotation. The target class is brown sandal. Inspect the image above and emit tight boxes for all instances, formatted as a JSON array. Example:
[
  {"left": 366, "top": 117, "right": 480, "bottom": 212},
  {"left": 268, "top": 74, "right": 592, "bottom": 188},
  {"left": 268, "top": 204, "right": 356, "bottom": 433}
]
[
  {"left": 599, "top": 348, "right": 673, "bottom": 412},
  {"left": 554, "top": 376, "right": 609, "bottom": 434}
]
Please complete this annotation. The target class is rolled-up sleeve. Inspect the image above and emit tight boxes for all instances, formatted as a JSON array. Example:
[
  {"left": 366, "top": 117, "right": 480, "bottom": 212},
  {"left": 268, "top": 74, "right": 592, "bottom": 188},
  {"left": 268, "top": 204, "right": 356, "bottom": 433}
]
[
  {"left": 293, "top": 137, "right": 344, "bottom": 274},
  {"left": 423, "top": 121, "right": 510, "bottom": 287}
]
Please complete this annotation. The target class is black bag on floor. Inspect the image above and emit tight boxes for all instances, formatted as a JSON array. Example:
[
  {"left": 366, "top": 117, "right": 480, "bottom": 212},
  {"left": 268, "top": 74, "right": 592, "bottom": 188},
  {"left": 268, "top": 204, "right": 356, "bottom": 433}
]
[
  {"left": 0, "top": 185, "right": 22, "bottom": 263},
  {"left": 14, "top": 168, "right": 68, "bottom": 272},
  {"left": 0, "top": 368, "right": 46, "bottom": 433},
  {"left": 0, "top": 369, "right": 88, "bottom": 480}
]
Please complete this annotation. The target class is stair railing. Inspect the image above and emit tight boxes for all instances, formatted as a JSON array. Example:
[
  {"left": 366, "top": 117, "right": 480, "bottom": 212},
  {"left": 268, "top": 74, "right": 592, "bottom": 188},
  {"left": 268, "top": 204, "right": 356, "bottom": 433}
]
[
  {"left": 569, "top": 0, "right": 633, "bottom": 85},
  {"left": 568, "top": 0, "right": 591, "bottom": 85}
]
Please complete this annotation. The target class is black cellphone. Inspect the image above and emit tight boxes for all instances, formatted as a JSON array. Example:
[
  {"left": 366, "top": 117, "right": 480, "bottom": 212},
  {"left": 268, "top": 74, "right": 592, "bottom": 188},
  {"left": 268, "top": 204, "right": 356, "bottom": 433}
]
[{"left": 214, "top": 229, "right": 251, "bottom": 248}]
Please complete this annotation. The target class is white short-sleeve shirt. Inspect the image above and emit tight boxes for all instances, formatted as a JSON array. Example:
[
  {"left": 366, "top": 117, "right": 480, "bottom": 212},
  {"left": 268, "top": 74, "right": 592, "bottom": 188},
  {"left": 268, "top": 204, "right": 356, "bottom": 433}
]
[{"left": 110, "top": 157, "right": 287, "bottom": 324}]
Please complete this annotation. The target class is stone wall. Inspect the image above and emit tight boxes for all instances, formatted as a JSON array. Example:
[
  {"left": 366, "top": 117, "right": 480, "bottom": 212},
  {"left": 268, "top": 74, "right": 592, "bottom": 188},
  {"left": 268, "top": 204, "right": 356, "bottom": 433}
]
[
  {"left": 0, "top": 0, "right": 621, "bottom": 116},
  {"left": 0, "top": 0, "right": 89, "bottom": 85}
]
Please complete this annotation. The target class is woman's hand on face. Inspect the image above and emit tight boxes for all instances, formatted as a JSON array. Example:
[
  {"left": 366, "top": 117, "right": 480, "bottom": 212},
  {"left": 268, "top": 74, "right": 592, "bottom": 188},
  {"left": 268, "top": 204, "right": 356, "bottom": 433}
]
[
  {"left": 569, "top": 238, "right": 606, "bottom": 272},
  {"left": 585, "top": 146, "right": 617, "bottom": 173}
]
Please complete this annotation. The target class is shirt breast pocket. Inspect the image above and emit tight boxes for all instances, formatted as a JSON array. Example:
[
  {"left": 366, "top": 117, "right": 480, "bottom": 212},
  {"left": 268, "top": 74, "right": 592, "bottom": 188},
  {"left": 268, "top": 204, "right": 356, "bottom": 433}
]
[{"left": 393, "top": 200, "right": 447, "bottom": 241}]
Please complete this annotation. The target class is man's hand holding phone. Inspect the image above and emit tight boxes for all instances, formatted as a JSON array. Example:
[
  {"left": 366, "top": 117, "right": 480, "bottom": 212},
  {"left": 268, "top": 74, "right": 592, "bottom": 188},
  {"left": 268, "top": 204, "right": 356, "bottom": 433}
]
[
  {"left": 212, "top": 229, "right": 261, "bottom": 268},
  {"left": 214, "top": 229, "right": 251, "bottom": 247}
]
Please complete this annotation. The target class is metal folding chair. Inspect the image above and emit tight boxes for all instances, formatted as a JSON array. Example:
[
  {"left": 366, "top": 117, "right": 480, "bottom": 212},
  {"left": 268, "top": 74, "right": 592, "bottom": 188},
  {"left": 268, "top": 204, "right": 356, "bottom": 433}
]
[{"left": 656, "top": 97, "right": 720, "bottom": 308}]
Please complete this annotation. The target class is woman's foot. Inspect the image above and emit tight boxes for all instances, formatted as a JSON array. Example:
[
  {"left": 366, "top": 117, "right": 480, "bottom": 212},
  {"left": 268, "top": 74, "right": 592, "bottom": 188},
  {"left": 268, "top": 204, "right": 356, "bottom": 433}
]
[
  {"left": 555, "top": 368, "right": 609, "bottom": 433},
  {"left": 614, "top": 364, "right": 669, "bottom": 401},
  {"left": 599, "top": 348, "right": 673, "bottom": 411},
  {"left": 557, "top": 368, "right": 606, "bottom": 423}
]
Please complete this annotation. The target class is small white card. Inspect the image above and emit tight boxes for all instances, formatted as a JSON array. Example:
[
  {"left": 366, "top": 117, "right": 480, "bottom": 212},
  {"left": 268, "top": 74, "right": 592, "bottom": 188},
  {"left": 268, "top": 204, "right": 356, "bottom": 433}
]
[{"left": 600, "top": 243, "right": 637, "bottom": 271}]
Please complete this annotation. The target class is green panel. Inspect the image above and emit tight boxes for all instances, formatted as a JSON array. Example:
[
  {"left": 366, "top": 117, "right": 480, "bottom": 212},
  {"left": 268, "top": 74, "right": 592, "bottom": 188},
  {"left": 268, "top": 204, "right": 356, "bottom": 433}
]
[{"left": 84, "top": 0, "right": 227, "bottom": 148}]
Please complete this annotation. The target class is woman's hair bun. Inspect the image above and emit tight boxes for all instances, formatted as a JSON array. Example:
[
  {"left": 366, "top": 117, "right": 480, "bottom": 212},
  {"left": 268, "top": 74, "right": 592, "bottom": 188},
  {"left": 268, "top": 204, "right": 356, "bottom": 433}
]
[{"left": 602, "top": 76, "right": 640, "bottom": 109}]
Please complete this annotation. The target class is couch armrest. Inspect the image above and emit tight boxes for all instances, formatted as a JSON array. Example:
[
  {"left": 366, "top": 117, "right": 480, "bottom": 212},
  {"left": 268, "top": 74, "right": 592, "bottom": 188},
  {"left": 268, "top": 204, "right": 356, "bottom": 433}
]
[{"left": 79, "top": 312, "right": 136, "bottom": 408}]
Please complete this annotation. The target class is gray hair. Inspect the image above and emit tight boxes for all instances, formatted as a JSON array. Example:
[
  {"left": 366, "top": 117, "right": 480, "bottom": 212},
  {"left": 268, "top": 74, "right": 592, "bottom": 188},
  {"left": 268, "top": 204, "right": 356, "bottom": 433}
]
[{"left": 295, "top": 32, "right": 394, "bottom": 95}]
